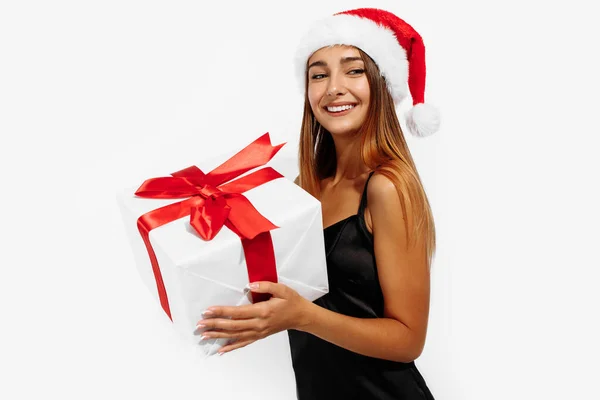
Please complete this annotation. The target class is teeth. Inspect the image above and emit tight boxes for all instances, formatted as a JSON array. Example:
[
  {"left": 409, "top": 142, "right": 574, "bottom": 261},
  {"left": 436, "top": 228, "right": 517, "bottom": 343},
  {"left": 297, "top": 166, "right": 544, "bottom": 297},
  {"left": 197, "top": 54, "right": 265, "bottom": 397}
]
[{"left": 327, "top": 104, "right": 354, "bottom": 112}]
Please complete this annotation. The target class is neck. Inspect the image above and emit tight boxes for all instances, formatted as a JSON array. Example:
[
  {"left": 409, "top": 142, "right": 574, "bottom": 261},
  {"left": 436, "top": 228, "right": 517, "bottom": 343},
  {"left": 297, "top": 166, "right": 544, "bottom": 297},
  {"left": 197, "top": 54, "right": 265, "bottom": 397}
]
[{"left": 330, "top": 133, "right": 371, "bottom": 186}]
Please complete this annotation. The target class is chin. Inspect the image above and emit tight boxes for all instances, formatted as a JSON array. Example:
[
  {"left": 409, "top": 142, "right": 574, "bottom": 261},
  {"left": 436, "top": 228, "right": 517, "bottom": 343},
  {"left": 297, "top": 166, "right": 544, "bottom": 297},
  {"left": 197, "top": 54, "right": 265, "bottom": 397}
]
[
  {"left": 318, "top": 113, "right": 367, "bottom": 137},
  {"left": 322, "top": 122, "right": 363, "bottom": 137}
]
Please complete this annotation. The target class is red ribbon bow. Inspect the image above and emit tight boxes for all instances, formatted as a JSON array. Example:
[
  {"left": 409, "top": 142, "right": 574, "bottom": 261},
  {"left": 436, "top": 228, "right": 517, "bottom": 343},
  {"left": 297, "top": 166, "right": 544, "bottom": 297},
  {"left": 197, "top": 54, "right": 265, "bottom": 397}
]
[{"left": 135, "top": 133, "right": 285, "bottom": 320}]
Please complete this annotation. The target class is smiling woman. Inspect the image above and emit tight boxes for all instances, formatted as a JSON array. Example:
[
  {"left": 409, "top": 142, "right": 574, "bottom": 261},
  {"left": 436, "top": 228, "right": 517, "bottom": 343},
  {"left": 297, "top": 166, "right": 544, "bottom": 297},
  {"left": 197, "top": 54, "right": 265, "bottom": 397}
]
[{"left": 197, "top": 7, "right": 440, "bottom": 400}]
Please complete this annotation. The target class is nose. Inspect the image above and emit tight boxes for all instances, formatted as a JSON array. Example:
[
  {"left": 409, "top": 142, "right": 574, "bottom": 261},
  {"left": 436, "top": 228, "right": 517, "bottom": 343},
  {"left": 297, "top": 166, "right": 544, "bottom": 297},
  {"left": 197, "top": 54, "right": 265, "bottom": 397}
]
[{"left": 326, "top": 71, "right": 347, "bottom": 97}]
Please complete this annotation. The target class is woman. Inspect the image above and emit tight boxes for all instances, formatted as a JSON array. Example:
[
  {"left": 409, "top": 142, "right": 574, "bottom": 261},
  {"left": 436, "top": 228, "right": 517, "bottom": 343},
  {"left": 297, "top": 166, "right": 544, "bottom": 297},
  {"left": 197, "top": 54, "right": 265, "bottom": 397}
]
[{"left": 196, "top": 8, "right": 440, "bottom": 399}]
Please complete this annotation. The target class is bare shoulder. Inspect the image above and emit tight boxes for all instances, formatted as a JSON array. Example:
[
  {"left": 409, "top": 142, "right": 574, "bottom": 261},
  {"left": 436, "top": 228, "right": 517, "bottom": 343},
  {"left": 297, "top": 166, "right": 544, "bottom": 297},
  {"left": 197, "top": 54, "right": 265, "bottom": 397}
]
[
  {"left": 363, "top": 173, "right": 403, "bottom": 234},
  {"left": 367, "top": 173, "right": 403, "bottom": 212}
]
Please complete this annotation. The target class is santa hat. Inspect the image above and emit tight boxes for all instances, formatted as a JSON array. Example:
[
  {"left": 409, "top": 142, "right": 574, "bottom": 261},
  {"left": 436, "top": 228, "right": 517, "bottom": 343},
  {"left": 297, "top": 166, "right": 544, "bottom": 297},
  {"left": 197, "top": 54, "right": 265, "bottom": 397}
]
[{"left": 295, "top": 8, "right": 440, "bottom": 137}]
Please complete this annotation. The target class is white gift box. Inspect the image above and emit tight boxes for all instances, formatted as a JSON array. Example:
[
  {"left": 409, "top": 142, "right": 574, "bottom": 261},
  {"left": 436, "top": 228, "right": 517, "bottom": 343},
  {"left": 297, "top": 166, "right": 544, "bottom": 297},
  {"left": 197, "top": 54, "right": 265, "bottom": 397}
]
[{"left": 116, "top": 160, "right": 328, "bottom": 357}]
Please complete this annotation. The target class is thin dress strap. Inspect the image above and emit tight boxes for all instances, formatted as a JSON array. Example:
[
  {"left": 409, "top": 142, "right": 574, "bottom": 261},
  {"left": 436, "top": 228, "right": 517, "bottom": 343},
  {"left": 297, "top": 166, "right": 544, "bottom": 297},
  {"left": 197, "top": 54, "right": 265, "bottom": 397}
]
[
  {"left": 356, "top": 171, "right": 376, "bottom": 242},
  {"left": 357, "top": 171, "right": 376, "bottom": 215}
]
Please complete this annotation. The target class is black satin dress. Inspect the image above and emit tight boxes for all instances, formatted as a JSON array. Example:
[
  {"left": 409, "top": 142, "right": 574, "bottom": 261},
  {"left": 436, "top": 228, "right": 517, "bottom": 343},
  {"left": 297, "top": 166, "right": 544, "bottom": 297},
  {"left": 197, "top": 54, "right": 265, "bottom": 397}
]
[{"left": 287, "top": 172, "right": 435, "bottom": 400}]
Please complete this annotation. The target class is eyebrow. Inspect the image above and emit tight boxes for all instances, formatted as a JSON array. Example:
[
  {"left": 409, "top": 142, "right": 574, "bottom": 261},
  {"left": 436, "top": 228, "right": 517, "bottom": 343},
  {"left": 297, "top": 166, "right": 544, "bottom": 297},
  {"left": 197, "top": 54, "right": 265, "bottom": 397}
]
[{"left": 307, "top": 56, "right": 364, "bottom": 70}]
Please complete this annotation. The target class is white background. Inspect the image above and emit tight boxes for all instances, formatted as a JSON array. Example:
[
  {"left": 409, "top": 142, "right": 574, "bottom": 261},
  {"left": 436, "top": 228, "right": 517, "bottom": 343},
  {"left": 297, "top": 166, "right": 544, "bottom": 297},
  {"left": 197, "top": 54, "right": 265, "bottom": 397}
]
[{"left": 1, "top": 0, "right": 599, "bottom": 399}]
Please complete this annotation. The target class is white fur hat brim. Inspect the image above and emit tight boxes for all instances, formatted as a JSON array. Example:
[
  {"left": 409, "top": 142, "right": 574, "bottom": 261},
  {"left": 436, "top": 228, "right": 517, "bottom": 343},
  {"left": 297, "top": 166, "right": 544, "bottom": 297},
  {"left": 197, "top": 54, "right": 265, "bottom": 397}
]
[{"left": 294, "top": 14, "right": 408, "bottom": 104}]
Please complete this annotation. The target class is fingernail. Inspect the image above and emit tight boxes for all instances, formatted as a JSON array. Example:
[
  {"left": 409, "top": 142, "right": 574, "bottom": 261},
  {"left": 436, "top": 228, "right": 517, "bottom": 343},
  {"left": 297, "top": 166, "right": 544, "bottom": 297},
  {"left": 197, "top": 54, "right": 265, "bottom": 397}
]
[
  {"left": 218, "top": 351, "right": 225, "bottom": 356},
  {"left": 248, "top": 282, "right": 259, "bottom": 289},
  {"left": 195, "top": 324, "right": 205, "bottom": 329},
  {"left": 201, "top": 334, "right": 210, "bottom": 340},
  {"left": 201, "top": 310, "right": 214, "bottom": 317}
]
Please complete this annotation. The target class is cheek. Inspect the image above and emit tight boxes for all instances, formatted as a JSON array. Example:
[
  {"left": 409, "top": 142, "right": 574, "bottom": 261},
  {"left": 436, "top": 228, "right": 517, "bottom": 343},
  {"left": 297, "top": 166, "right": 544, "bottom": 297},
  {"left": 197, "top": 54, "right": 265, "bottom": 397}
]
[
  {"left": 307, "top": 87, "right": 322, "bottom": 113},
  {"left": 357, "top": 81, "right": 371, "bottom": 104}
]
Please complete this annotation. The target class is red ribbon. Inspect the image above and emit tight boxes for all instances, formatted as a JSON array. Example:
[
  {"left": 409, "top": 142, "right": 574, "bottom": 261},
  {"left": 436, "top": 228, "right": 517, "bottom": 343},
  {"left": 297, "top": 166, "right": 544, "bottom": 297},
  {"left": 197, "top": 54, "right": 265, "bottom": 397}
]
[{"left": 134, "top": 133, "right": 285, "bottom": 320}]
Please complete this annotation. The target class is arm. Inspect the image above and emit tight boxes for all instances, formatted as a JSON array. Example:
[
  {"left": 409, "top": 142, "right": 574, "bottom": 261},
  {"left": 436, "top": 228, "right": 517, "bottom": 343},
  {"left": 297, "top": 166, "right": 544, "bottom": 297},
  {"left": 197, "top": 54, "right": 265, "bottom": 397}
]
[
  {"left": 297, "top": 173, "right": 431, "bottom": 363},
  {"left": 198, "top": 175, "right": 431, "bottom": 362}
]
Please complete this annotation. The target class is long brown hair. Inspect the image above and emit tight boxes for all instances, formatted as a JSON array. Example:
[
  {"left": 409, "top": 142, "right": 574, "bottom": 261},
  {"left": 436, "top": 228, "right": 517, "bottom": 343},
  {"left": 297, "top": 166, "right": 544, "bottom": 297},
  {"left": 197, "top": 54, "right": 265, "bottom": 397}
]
[{"left": 297, "top": 46, "right": 436, "bottom": 266}]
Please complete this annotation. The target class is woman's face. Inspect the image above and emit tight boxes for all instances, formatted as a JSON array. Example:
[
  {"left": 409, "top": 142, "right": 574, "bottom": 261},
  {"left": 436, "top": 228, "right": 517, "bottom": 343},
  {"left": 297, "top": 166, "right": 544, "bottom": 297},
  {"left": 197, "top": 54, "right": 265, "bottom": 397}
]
[{"left": 307, "top": 45, "right": 370, "bottom": 137}]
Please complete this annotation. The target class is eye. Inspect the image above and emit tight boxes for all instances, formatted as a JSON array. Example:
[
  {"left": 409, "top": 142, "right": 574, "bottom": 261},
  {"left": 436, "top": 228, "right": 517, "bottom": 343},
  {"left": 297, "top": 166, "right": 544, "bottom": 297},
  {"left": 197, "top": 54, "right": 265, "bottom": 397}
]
[
  {"left": 311, "top": 73, "right": 327, "bottom": 80},
  {"left": 348, "top": 69, "right": 365, "bottom": 75}
]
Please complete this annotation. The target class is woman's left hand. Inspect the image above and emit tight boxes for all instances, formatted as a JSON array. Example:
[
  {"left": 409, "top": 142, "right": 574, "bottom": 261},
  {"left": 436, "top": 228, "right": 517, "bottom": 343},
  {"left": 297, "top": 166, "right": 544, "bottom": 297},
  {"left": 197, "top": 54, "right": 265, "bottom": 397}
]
[{"left": 196, "top": 281, "right": 311, "bottom": 355}]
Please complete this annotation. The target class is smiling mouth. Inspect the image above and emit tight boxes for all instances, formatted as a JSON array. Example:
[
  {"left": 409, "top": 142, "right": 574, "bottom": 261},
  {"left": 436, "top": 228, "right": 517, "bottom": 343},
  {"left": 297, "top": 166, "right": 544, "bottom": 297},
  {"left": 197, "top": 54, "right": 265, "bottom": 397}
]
[{"left": 325, "top": 104, "right": 356, "bottom": 113}]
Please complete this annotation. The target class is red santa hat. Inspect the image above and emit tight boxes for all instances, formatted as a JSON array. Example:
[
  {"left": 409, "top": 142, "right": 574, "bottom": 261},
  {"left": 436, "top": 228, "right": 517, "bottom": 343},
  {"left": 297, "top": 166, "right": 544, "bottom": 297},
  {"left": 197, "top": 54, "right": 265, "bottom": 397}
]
[{"left": 295, "top": 8, "right": 440, "bottom": 137}]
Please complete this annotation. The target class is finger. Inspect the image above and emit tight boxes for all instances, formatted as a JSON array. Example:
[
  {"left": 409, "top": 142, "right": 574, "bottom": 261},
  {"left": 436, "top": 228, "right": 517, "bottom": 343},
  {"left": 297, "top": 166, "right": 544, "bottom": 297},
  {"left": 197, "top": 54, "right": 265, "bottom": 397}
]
[
  {"left": 196, "top": 317, "right": 260, "bottom": 332},
  {"left": 202, "top": 329, "right": 258, "bottom": 341},
  {"left": 218, "top": 338, "right": 256, "bottom": 355},
  {"left": 246, "top": 281, "right": 288, "bottom": 298},
  {"left": 201, "top": 302, "right": 264, "bottom": 320}
]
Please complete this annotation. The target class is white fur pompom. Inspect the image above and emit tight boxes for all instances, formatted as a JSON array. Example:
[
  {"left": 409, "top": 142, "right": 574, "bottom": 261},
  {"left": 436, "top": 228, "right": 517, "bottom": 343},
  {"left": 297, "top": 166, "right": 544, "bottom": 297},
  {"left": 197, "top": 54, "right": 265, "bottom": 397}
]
[{"left": 405, "top": 103, "right": 440, "bottom": 137}]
